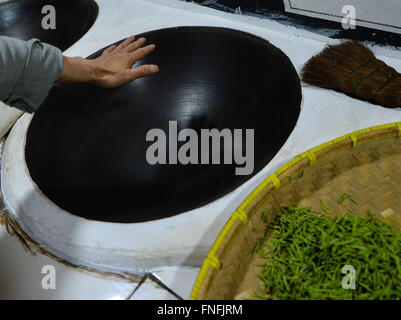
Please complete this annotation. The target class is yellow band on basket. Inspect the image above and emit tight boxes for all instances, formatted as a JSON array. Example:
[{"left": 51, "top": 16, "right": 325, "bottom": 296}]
[
  {"left": 306, "top": 151, "right": 317, "bottom": 166},
  {"left": 350, "top": 134, "right": 358, "bottom": 147},
  {"left": 271, "top": 173, "right": 281, "bottom": 190},
  {"left": 206, "top": 255, "right": 221, "bottom": 270},
  {"left": 233, "top": 209, "right": 248, "bottom": 224}
]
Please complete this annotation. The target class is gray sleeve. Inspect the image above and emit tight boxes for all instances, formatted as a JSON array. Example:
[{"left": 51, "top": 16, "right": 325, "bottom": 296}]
[{"left": 0, "top": 36, "right": 63, "bottom": 113}]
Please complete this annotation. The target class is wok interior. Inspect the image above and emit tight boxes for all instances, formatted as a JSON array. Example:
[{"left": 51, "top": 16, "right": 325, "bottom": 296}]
[{"left": 25, "top": 27, "right": 301, "bottom": 223}]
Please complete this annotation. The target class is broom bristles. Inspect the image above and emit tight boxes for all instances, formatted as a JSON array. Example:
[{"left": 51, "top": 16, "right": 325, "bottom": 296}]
[{"left": 302, "top": 41, "right": 401, "bottom": 108}]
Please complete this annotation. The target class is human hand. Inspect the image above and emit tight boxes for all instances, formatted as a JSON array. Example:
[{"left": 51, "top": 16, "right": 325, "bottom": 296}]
[
  {"left": 57, "top": 36, "right": 159, "bottom": 87},
  {"left": 90, "top": 36, "right": 159, "bottom": 87}
]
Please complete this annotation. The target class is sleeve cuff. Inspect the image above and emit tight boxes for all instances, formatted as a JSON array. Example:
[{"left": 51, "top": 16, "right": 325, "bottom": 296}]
[{"left": 7, "top": 39, "right": 63, "bottom": 113}]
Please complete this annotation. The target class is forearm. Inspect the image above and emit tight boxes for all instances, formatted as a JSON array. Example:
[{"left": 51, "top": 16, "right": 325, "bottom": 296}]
[{"left": 56, "top": 56, "right": 97, "bottom": 84}]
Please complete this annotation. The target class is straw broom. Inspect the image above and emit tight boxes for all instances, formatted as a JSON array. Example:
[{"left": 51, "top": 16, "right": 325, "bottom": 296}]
[{"left": 302, "top": 41, "right": 401, "bottom": 108}]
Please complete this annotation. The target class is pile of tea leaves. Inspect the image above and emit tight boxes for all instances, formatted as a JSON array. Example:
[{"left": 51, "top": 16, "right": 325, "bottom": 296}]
[{"left": 255, "top": 205, "right": 401, "bottom": 300}]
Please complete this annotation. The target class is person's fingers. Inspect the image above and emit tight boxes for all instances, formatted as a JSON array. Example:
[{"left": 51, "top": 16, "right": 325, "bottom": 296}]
[
  {"left": 129, "top": 44, "right": 156, "bottom": 63},
  {"left": 117, "top": 35, "right": 136, "bottom": 50},
  {"left": 127, "top": 64, "right": 159, "bottom": 81},
  {"left": 101, "top": 45, "right": 117, "bottom": 56},
  {"left": 125, "top": 37, "right": 146, "bottom": 53}
]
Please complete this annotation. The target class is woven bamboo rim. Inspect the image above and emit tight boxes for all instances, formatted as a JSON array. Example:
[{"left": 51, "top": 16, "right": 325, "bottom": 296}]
[{"left": 190, "top": 121, "right": 401, "bottom": 300}]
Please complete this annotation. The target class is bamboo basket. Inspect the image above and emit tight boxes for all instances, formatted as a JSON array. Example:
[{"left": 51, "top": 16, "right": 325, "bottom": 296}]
[{"left": 191, "top": 122, "right": 401, "bottom": 300}]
